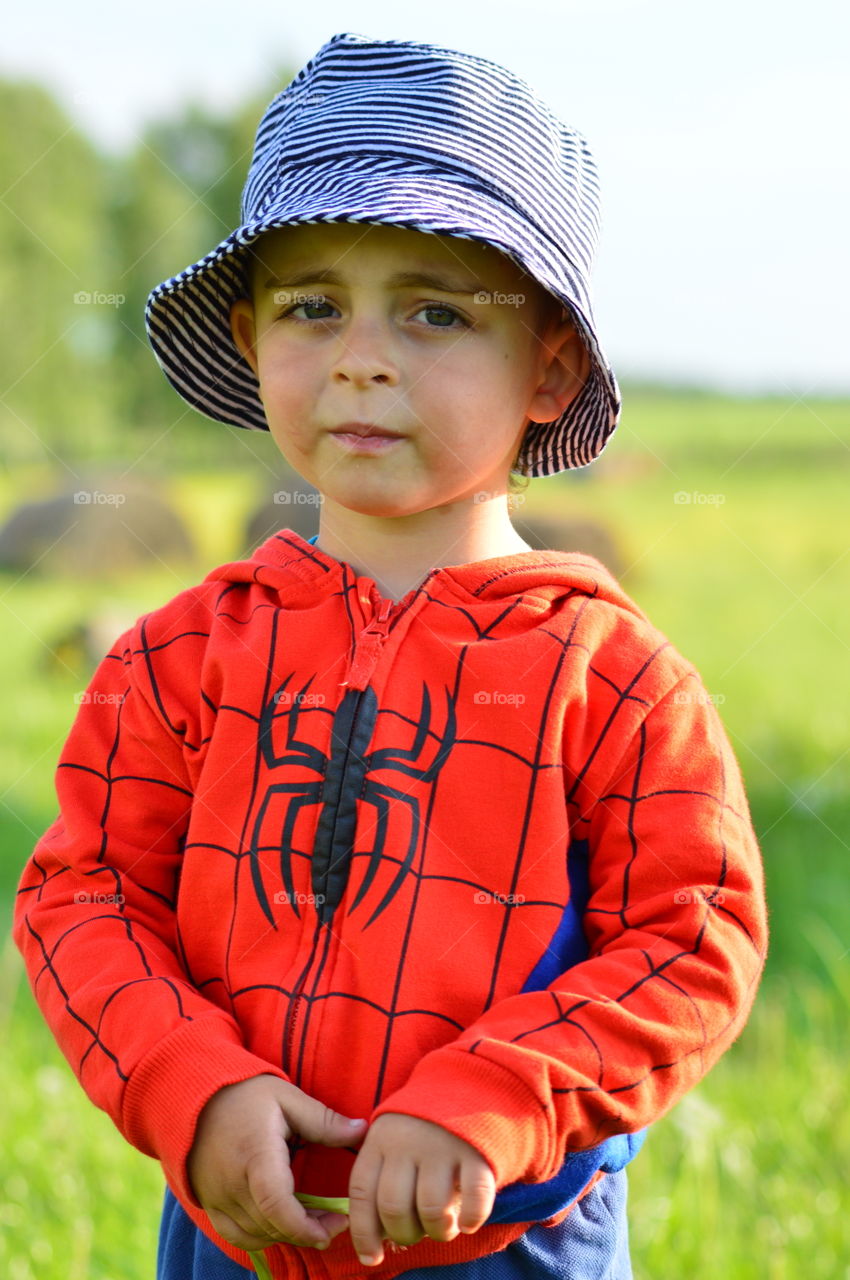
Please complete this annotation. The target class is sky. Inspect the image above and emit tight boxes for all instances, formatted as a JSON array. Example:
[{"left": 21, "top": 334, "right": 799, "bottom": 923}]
[{"left": 2, "top": 0, "right": 848, "bottom": 395}]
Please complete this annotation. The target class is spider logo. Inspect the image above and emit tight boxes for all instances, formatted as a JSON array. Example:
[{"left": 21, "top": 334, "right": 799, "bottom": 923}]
[{"left": 249, "top": 673, "right": 457, "bottom": 929}]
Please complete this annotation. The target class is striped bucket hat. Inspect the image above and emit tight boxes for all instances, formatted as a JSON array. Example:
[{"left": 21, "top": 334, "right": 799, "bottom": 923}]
[{"left": 144, "top": 31, "right": 621, "bottom": 477}]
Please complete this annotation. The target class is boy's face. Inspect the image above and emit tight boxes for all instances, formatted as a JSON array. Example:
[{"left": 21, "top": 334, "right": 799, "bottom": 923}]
[{"left": 230, "top": 221, "right": 588, "bottom": 518}]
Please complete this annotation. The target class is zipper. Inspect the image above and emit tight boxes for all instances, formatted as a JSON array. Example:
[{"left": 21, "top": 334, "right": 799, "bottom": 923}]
[
  {"left": 341, "top": 596, "right": 395, "bottom": 690},
  {"left": 283, "top": 990, "right": 304, "bottom": 1076},
  {"left": 279, "top": 588, "right": 412, "bottom": 1080},
  {"left": 341, "top": 571, "right": 439, "bottom": 691}
]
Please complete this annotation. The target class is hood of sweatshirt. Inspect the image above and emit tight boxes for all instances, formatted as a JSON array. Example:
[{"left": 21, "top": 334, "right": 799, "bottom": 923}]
[{"left": 203, "top": 527, "right": 647, "bottom": 622}]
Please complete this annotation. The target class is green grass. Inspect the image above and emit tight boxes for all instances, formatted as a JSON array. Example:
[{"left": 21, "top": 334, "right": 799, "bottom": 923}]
[
  {"left": 0, "top": 940, "right": 164, "bottom": 1280},
  {"left": 2, "top": 951, "right": 847, "bottom": 1279},
  {"left": 627, "top": 966, "right": 850, "bottom": 1278},
  {"left": 2, "top": 388, "right": 849, "bottom": 1275}
]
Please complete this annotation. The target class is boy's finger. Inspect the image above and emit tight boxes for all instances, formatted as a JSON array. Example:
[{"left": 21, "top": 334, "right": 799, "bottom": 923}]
[
  {"left": 305, "top": 1209, "right": 352, "bottom": 1240},
  {"left": 259, "top": 1196, "right": 331, "bottom": 1248},
  {"left": 416, "top": 1166, "right": 461, "bottom": 1242},
  {"left": 245, "top": 1157, "right": 330, "bottom": 1248},
  {"left": 376, "top": 1159, "right": 423, "bottom": 1246},
  {"left": 207, "top": 1206, "right": 278, "bottom": 1252},
  {"left": 348, "top": 1155, "right": 386, "bottom": 1265},
  {"left": 279, "top": 1088, "right": 368, "bottom": 1149},
  {"left": 457, "top": 1162, "right": 496, "bottom": 1234}
]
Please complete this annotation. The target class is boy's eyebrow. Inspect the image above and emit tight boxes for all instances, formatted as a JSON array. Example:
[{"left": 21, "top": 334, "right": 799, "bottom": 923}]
[{"left": 263, "top": 267, "right": 489, "bottom": 295}]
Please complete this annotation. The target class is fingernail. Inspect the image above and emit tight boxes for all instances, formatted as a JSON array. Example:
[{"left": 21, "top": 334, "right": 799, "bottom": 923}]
[{"left": 348, "top": 1117, "right": 367, "bottom": 1126}]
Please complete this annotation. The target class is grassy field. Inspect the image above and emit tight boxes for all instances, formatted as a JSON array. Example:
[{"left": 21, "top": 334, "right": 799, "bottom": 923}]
[{"left": 1, "top": 387, "right": 848, "bottom": 1277}]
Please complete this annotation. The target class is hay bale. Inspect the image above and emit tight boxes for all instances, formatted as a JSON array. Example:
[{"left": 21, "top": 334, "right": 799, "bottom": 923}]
[{"left": 0, "top": 480, "right": 196, "bottom": 577}]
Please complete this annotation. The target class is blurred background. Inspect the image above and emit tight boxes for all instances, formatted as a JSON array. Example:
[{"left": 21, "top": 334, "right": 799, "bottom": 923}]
[{"left": 1, "top": 2, "right": 847, "bottom": 1277}]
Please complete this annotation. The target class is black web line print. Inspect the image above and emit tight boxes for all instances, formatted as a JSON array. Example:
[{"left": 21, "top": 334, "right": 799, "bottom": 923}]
[{"left": 249, "top": 672, "right": 457, "bottom": 930}]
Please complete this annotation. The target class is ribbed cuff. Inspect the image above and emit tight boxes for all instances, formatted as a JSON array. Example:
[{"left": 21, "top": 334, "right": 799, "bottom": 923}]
[
  {"left": 122, "top": 1014, "right": 290, "bottom": 1208},
  {"left": 370, "top": 1048, "right": 552, "bottom": 1188}
]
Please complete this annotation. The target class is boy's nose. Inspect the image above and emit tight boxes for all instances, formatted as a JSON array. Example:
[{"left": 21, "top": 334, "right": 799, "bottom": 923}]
[{"left": 329, "top": 315, "right": 400, "bottom": 387}]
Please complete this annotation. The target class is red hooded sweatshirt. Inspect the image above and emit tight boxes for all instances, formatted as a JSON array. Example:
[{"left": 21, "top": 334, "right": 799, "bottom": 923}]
[{"left": 14, "top": 529, "right": 768, "bottom": 1279}]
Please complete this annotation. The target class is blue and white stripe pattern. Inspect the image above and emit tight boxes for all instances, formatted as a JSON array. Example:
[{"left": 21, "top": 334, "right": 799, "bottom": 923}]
[{"left": 144, "top": 32, "right": 621, "bottom": 477}]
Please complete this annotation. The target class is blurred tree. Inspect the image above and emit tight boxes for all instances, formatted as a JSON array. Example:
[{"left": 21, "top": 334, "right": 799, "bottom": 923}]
[
  {"left": 0, "top": 79, "right": 117, "bottom": 465},
  {"left": 0, "top": 61, "right": 299, "bottom": 472},
  {"left": 108, "top": 69, "right": 295, "bottom": 466}
]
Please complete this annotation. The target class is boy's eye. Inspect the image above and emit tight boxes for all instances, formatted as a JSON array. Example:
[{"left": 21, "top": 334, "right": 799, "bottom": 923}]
[
  {"left": 276, "top": 299, "right": 468, "bottom": 329},
  {"left": 279, "top": 298, "right": 336, "bottom": 322},
  {"left": 415, "top": 304, "right": 469, "bottom": 329}
]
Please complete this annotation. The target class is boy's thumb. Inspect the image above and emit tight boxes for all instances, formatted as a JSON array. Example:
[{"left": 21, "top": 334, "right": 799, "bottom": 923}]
[{"left": 283, "top": 1090, "right": 368, "bottom": 1148}]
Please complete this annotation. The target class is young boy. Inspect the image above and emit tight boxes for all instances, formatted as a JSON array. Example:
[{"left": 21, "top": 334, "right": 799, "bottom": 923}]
[{"left": 13, "top": 32, "right": 769, "bottom": 1280}]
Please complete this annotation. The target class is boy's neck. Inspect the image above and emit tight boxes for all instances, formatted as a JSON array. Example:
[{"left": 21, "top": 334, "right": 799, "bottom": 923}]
[{"left": 311, "top": 502, "right": 533, "bottom": 603}]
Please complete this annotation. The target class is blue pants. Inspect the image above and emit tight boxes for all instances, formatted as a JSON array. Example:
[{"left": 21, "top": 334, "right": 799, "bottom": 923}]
[{"left": 156, "top": 1170, "right": 632, "bottom": 1279}]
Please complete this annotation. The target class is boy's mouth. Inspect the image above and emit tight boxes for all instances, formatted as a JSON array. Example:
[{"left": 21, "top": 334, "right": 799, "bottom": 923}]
[
  {"left": 330, "top": 422, "right": 404, "bottom": 438},
  {"left": 329, "top": 423, "right": 406, "bottom": 453}
]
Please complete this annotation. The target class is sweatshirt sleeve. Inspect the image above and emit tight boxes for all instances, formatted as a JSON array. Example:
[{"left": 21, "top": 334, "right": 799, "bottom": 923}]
[
  {"left": 370, "top": 659, "right": 769, "bottom": 1192},
  {"left": 12, "top": 613, "right": 290, "bottom": 1208}
]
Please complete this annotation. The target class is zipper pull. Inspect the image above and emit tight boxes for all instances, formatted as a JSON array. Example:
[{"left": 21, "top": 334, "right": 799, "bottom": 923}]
[{"left": 342, "top": 598, "right": 394, "bottom": 690}]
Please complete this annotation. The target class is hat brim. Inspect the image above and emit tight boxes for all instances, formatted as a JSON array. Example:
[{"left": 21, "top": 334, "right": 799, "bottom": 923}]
[{"left": 144, "top": 162, "right": 620, "bottom": 477}]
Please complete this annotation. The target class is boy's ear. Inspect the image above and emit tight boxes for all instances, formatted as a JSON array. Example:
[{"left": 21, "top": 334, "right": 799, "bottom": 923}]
[
  {"left": 230, "top": 298, "right": 259, "bottom": 376},
  {"left": 527, "top": 317, "right": 592, "bottom": 424}
]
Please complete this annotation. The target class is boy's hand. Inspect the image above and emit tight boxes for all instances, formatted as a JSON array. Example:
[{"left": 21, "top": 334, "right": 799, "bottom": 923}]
[
  {"left": 347, "top": 1113, "right": 496, "bottom": 1267},
  {"left": 187, "top": 1074, "right": 367, "bottom": 1252}
]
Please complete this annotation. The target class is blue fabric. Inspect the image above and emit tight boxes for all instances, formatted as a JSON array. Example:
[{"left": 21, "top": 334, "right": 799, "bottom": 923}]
[
  {"left": 157, "top": 1170, "right": 631, "bottom": 1279},
  {"left": 490, "top": 837, "right": 647, "bottom": 1223},
  {"left": 522, "top": 838, "right": 593, "bottom": 988},
  {"left": 489, "top": 1131, "right": 645, "bottom": 1225},
  {"left": 396, "top": 1171, "right": 632, "bottom": 1280},
  {"left": 157, "top": 1187, "right": 254, "bottom": 1278}
]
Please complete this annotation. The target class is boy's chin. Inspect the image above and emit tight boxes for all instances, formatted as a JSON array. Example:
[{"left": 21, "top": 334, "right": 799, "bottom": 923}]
[
  {"left": 312, "top": 471, "right": 499, "bottom": 522},
  {"left": 311, "top": 473, "right": 432, "bottom": 520},
  {"left": 323, "top": 492, "right": 429, "bottom": 521}
]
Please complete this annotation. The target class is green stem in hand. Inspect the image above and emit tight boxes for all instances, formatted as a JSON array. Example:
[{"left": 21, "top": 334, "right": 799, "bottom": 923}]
[
  {"left": 248, "top": 1194, "right": 350, "bottom": 1275},
  {"left": 294, "top": 1191, "right": 351, "bottom": 1214},
  {"left": 249, "top": 1250, "right": 274, "bottom": 1280}
]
